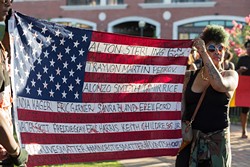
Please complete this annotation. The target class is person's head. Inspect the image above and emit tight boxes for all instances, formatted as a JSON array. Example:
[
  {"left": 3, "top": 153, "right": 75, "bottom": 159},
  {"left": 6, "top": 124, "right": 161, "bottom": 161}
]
[
  {"left": 0, "top": 0, "right": 13, "bottom": 22},
  {"left": 200, "top": 25, "right": 229, "bottom": 68},
  {"left": 244, "top": 40, "right": 250, "bottom": 56},
  {"left": 190, "top": 46, "right": 198, "bottom": 60},
  {"left": 190, "top": 47, "right": 197, "bottom": 60}
]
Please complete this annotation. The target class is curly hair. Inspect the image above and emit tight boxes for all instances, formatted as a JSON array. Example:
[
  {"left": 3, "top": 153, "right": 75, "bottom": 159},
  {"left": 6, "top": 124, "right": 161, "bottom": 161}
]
[{"left": 200, "top": 25, "right": 229, "bottom": 46}]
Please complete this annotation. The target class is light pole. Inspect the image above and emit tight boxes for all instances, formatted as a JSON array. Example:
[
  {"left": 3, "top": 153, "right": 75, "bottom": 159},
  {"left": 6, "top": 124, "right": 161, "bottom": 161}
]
[{"left": 138, "top": 20, "right": 146, "bottom": 37}]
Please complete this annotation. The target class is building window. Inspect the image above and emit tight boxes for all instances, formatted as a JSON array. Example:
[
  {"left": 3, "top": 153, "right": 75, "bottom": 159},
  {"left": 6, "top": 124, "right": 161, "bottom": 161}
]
[
  {"left": 113, "top": 21, "right": 156, "bottom": 37},
  {"left": 145, "top": 0, "right": 212, "bottom": 3},
  {"left": 145, "top": 0, "right": 163, "bottom": 3},
  {"left": 107, "top": 0, "right": 123, "bottom": 5},
  {"left": 56, "top": 22, "right": 93, "bottom": 29},
  {"left": 178, "top": 20, "right": 245, "bottom": 39},
  {"left": 67, "top": 0, "right": 123, "bottom": 5},
  {"left": 67, "top": 0, "right": 100, "bottom": 5}
]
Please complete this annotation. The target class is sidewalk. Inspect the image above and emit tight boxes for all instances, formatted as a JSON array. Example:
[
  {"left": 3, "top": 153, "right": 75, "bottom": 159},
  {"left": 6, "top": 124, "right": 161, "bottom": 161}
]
[{"left": 119, "top": 124, "right": 250, "bottom": 167}]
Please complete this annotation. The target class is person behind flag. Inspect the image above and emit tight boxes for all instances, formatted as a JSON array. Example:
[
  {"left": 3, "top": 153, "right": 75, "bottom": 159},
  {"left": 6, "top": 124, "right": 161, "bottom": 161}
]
[
  {"left": 187, "top": 48, "right": 197, "bottom": 71},
  {"left": 176, "top": 25, "right": 239, "bottom": 167},
  {"left": 223, "top": 49, "right": 235, "bottom": 70},
  {"left": 235, "top": 39, "right": 250, "bottom": 138},
  {"left": 0, "top": 0, "right": 28, "bottom": 166}
]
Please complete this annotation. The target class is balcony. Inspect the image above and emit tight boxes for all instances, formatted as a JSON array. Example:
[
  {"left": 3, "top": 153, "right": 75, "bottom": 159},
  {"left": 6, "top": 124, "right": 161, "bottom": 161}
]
[
  {"left": 62, "top": 0, "right": 127, "bottom": 10},
  {"left": 139, "top": 0, "right": 216, "bottom": 9}
]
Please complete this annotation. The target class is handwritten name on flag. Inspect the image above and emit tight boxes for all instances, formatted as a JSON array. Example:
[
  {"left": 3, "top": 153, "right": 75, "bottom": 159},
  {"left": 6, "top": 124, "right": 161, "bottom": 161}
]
[{"left": 11, "top": 12, "right": 193, "bottom": 166}]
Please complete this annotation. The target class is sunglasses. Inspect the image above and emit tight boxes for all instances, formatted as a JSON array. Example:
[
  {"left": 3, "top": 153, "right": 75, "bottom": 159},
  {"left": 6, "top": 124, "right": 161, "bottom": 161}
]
[{"left": 207, "top": 44, "right": 226, "bottom": 53}]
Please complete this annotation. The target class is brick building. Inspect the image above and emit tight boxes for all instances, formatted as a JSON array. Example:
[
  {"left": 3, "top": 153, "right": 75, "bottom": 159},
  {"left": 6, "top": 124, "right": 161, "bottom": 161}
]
[{"left": 8, "top": 0, "right": 250, "bottom": 39}]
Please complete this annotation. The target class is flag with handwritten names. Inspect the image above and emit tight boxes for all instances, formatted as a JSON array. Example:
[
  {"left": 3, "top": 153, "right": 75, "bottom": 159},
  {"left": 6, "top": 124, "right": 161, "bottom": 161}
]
[{"left": 11, "top": 12, "right": 193, "bottom": 166}]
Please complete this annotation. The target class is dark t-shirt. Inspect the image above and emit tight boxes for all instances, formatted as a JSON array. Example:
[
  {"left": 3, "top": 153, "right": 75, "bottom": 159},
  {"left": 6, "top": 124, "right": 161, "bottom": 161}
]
[
  {"left": 236, "top": 55, "right": 250, "bottom": 76},
  {"left": 184, "top": 70, "right": 229, "bottom": 133},
  {"left": 194, "top": 59, "right": 202, "bottom": 69}
]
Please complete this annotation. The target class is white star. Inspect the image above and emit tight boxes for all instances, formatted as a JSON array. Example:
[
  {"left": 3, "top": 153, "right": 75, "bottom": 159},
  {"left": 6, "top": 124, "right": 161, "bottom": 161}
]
[
  {"left": 23, "top": 29, "right": 28, "bottom": 36},
  {"left": 52, "top": 44, "right": 57, "bottom": 52},
  {"left": 57, "top": 53, "right": 63, "bottom": 60},
  {"left": 50, "top": 59, "right": 55, "bottom": 67},
  {"left": 33, "top": 32, "right": 38, "bottom": 39},
  {"left": 65, "top": 46, "right": 71, "bottom": 54},
  {"left": 20, "top": 78, "right": 24, "bottom": 85},
  {"left": 37, "top": 72, "right": 42, "bottom": 80},
  {"left": 19, "top": 45, "right": 24, "bottom": 52},
  {"left": 60, "top": 38, "right": 65, "bottom": 45},
  {"left": 69, "top": 69, "right": 74, "bottom": 77},
  {"left": 19, "top": 60, "right": 24, "bottom": 68},
  {"left": 77, "top": 63, "right": 82, "bottom": 70},
  {"left": 30, "top": 64, "right": 35, "bottom": 71},
  {"left": 27, "top": 39, "right": 32, "bottom": 46},
  {"left": 46, "top": 35, "right": 52, "bottom": 43},
  {"left": 56, "top": 67, "right": 61, "bottom": 75},
  {"left": 68, "top": 32, "right": 74, "bottom": 39},
  {"left": 28, "top": 22, "right": 33, "bottom": 30},
  {"left": 25, "top": 70, "right": 29, "bottom": 77},
  {"left": 26, "top": 86, "right": 30, "bottom": 94},
  {"left": 38, "top": 41, "right": 43, "bottom": 49},
  {"left": 44, "top": 50, "right": 49, "bottom": 58},
  {"left": 49, "top": 74, "right": 55, "bottom": 82},
  {"left": 55, "top": 82, "right": 61, "bottom": 90},
  {"left": 31, "top": 79, "right": 36, "bottom": 87},
  {"left": 37, "top": 57, "right": 42, "bottom": 64},
  {"left": 75, "top": 77, "right": 81, "bottom": 85},
  {"left": 82, "top": 34, "right": 88, "bottom": 42},
  {"left": 71, "top": 55, "right": 77, "bottom": 62},
  {"left": 49, "top": 89, "right": 54, "bottom": 97},
  {"left": 74, "top": 92, "right": 79, "bottom": 99},
  {"left": 74, "top": 40, "right": 79, "bottom": 48},
  {"left": 62, "top": 91, "right": 67, "bottom": 98},
  {"left": 55, "top": 29, "right": 61, "bottom": 37},
  {"left": 32, "top": 48, "right": 38, "bottom": 55},
  {"left": 62, "top": 76, "right": 68, "bottom": 83},
  {"left": 63, "top": 61, "right": 68, "bottom": 69},
  {"left": 43, "top": 66, "right": 48, "bottom": 73},
  {"left": 37, "top": 88, "right": 42, "bottom": 96},
  {"left": 79, "top": 49, "right": 85, "bottom": 56},
  {"left": 41, "top": 26, "right": 48, "bottom": 34},
  {"left": 24, "top": 54, "right": 29, "bottom": 62},
  {"left": 68, "top": 84, "right": 74, "bottom": 91},
  {"left": 43, "top": 81, "right": 48, "bottom": 89}
]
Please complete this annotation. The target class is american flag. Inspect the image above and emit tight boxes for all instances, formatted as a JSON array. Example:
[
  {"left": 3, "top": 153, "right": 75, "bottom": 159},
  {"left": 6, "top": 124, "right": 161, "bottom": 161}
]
[{"left": 11, "top": 12, "right": 193, "bottom": 166}]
